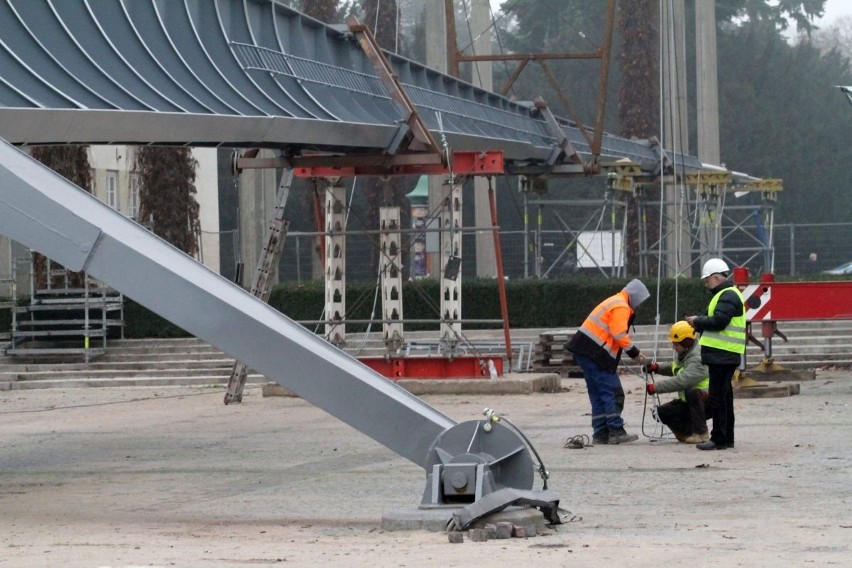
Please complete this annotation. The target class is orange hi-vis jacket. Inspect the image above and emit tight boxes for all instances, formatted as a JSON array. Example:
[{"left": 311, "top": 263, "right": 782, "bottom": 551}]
[{"left": 568, "top": 290, "right": 640, "bottom": 372}]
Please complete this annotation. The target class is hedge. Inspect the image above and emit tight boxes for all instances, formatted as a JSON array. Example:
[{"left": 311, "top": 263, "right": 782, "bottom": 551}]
[
  {"left": 120, "top": 278, "right": 712, "bottom": 338},
  {"left": 9, "top": 272, "right": 849, "bottom": 339}
]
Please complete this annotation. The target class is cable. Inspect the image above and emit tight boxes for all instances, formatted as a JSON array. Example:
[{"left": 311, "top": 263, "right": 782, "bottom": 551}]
[
  {"left": 641, "top": 374, "right": 672, "bottom": 443},
  {"left": 488, "top": 1, "right": 516, "bottom": 98},
  {"left": 461, "top": 1, "right": 483, "bottom": 88},
  {"left": 484, "top": 408, "right": 549, "bottom": 490},
  {"left": 351, "top": 261, "right": 384, "bottom": 356}
]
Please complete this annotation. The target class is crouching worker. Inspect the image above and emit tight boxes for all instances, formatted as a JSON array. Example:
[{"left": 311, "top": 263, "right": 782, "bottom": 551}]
[{"left": 644, "top": 321, "right": 711, "bottom": 444}]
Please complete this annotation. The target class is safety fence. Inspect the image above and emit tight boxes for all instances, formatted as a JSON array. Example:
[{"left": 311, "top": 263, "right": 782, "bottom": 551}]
[{"left": 214, "top": 223, "right": 852, "bottom": 285}]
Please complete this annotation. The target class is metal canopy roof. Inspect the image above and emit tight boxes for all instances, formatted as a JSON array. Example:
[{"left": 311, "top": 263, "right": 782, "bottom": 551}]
[{"left": 0, "top": 0, "right": 709, "bottom": 174}]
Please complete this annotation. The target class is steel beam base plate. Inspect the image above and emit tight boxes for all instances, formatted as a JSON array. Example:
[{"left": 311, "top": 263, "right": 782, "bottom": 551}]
[{"left": 381, "top": 505, "right": 551, "bottom": 533}]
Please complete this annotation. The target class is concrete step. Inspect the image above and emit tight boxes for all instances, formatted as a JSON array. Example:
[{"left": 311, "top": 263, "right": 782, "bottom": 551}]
[
  {"left": 2, "top": 322, "right": 851, "bottom": 390},
  {"left": 10, "top": 367, "right": 252, "bottom": 382},
  {"left": 0, "top": 359, "right": 239, "bottom": 373},
  {"left": 5, "top": 374, "right": 269, "bottom": 390}
]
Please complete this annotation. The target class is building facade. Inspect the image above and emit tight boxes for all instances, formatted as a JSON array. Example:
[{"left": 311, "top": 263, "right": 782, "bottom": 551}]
[{"left": 0, "top": 146, "right": 220, "bottom": 300}]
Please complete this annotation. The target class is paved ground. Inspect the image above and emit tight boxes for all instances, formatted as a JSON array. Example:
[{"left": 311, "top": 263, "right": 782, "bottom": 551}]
[{"left": 1, "top": 370, "right": 850, "bottom": 567}]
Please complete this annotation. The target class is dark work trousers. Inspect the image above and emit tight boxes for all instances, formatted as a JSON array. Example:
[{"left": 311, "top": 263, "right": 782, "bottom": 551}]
[
  {"left": 656, "top": 389, "right": 710, "bottom": 437},
  {"left": 574, "top": 353, "right": 626, "bottom": 438},
  {"left": 707, "top": 363, "right": 738, "bottom": 445}
]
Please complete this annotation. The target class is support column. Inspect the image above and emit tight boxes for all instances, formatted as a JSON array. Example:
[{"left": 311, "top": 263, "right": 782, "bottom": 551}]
[
  {"left": 379, "top": 206, "right": 404, "bottom": 351},
  {"left": 695, "top": 0, "right": 721, "bottom": 165},
  {"left": 471, "top": 0, "right": 496, "bottom": 278},
  {"left": 440, "top": 181, "right": 462, "bottom": 342},
  {"left": 238, "top": 149, "right": 278, "bottom": 289},
  {"left": 662, "top": 0, "right": 690, "bottom": 278},
  {"left": 426, "top": 0, "right": 449, "bottom": 281},
  {"left": 325, "top": 181, "right": 346, "bottom": 346}
]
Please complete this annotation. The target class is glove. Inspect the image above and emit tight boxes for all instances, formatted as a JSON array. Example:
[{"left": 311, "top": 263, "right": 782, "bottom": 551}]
[
  {"left": 643, "top": 362, "right": 659, "bottom": 373},
  {"left": 646, "top": 383, "right": 656, "bottom": 395}
]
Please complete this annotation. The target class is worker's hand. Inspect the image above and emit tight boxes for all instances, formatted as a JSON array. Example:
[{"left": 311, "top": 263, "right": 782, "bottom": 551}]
[
  {"left": 685, "top": 316, "right": 697, "bottom": 326},
  {"left": 646, "top": 383, "right": 656, "bottom": 395},
  {"left": 634, "top": 353, "right": 646, "bottom": 365},
  {"left": 643, "top": 362, "right": 660, "bottom": 374}
]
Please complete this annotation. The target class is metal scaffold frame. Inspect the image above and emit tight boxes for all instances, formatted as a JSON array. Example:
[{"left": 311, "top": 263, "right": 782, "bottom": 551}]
[
  {"left": 635, "top": 174, "right": 781, "bottom": 277},
  {"left": 4, "top": 252, "right": 124, "bottom": 362},
  {"left": 521, "top": 165, "right": 780, "bottom": 280}
]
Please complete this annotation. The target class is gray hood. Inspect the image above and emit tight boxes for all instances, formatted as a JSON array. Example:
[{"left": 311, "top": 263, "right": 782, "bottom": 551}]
[{"left": 624, "top": 279, "right": 650, "bottom": 308}]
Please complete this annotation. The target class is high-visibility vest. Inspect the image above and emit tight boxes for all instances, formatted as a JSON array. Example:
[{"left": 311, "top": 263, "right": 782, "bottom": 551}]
[
  {"left": 672, "top": 360, "right": 710, "bottom": 402},
  {"left": 699, "top": 286, "right": 746, "bottom": 354},
  {"left": 577, "top": 291, "right": 634, "bottom": 360}
]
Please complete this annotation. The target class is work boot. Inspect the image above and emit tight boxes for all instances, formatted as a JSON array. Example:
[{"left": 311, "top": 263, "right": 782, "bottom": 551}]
[
  {"left": 608, "top": 428, "right": 638, "bottom": 444},
  {"left": 592, "top": 431, "right": 609, "bottom": 445},
  {"left": 672, "top": 430, "right": 690, "bottom": 443},
  {"left": 696, "top": 440, "right": 727, "bottom": 450}
]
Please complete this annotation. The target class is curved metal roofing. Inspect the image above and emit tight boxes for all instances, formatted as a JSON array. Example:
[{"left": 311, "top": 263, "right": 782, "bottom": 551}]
[{"left": 0, "top": 0, "right": 704, "bottom": 172}]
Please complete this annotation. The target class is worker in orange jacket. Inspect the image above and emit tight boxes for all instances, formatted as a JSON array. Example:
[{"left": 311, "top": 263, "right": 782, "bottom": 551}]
[{"left": 566, "top": 279, "right": 650, "bottom": 445}]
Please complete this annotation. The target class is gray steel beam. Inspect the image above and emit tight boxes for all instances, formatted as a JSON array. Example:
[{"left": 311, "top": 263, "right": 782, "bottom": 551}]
[{"left": 0, "top": 138, "right": 454, "bottom": 467}]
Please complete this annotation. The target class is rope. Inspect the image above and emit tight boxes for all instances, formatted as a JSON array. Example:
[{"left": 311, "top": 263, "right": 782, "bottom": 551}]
[
  {"left": 639, "top": 0, "right": 690, "bottom": 439},
  {"left": 563, "top": 434, "right": 591, "bottom": 449}
]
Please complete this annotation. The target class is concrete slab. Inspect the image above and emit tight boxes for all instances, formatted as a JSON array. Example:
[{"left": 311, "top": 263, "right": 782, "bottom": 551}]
[
  {"left": 262, "top": 373, "right": 561, "bottom": 398},
  {"left": 398, "top": 373, "right": 560, "bottom": 395}
]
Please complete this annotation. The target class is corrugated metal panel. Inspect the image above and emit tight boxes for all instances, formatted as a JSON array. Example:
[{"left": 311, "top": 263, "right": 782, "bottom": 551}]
[{"left": 0, "top": 0, "right": 704, "bottom": 172}]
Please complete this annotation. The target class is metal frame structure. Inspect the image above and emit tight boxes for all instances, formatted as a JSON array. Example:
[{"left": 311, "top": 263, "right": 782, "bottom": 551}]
[
  {"left": 1, "top": 138, "right": 559, "bottom": 520},
  {"left": 634, "top": 174, "right": 780, "bottom": 278},
  {"left": 522, "top": 165, "right": 777, "bottom": 280},
  {"left": 0, "top": 0, "right": 769, "bottom": 519}
]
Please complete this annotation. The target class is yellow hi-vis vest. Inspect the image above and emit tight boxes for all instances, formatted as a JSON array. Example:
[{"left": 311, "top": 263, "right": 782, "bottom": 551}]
[
  {"left": 672, "top": 360, "right": 710, "bottom": 402},
  {"left": 698, "top": 286, "right": 746, "bottom": 354}
]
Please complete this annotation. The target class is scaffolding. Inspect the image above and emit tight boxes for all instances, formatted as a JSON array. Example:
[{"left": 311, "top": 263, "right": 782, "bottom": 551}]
[
  {"left": 4, "top": 251, "right": 124, "bottom": 362},
  {"left": 521, "top": 167, "right": 780, "bottom": 279}
]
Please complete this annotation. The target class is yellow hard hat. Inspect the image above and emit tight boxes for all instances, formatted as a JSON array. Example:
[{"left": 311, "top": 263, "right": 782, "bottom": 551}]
[{"left": 669, "top": 321, "right": 696, "bottom": 343}]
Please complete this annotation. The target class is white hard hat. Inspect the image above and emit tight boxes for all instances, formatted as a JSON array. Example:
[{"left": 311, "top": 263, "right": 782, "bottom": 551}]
[{"left": 701, "top": 258, "right": 730, "bottom": 279}]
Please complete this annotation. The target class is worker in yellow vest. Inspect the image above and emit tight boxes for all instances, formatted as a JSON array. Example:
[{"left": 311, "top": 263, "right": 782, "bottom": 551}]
[
  {"left": 644, "top": 321, "right": 711, "bottom": 444},
  {"left": 686, "top": 258, "right": 747, "bottom": 451},
  {"left": 566, "top": 279, "right": 650, "bottom": 445}
]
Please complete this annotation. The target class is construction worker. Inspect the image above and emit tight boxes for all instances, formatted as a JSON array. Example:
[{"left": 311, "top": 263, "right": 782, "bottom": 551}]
[
  {"left": 566, "top": 279, "right": 650, "bottom": 445},
  {"left": 644, "top": 321, "right": 710, "bottom": 444},
  {"left": 686, "top": 258, "right": 747, "bottom": 451}
]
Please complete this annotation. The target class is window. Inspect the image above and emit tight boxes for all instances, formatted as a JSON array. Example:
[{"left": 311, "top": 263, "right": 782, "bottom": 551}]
[
  {"left": 129, "top": 173, "right": 139, "bottom": 219},
  {"left": 106, "top": 170, "right": 118, "bottom": 210}
]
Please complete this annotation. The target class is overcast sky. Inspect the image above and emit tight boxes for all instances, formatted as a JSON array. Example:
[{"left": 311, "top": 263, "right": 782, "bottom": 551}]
[
  {"left": 810, "top": 0, "right": 852, "bottom": 26},
  {"left": 488, "top": 0, "right": 852, "bottom": 27}
]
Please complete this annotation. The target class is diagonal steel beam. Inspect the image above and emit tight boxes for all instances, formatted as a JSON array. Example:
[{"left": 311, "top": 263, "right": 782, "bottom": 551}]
[
  {"left": 346, "top": 16, "right": 442, "bottom": 155},
  {"left": 0, "top": 138, "right": 454, "bottom": 467}
]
